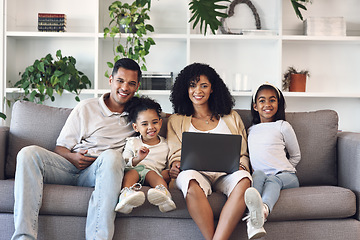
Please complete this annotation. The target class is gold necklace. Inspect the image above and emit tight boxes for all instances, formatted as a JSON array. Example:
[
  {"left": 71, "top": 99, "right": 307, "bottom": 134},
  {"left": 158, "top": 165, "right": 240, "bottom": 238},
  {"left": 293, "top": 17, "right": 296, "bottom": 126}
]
[{"left": 194, "top": 114, "right": 212, "bottom": 124}]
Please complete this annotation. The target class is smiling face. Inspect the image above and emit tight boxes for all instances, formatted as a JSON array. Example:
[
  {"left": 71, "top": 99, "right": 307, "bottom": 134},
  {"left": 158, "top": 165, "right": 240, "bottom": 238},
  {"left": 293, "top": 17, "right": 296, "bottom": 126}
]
[
  {"left": 132, "top": 109, "right": 162, "bottom": 145},
  {"left": 253, "top": 88, "right": 279, "bottom": 123},
  {"left": 188, "top": 75, "right": 213, "bottom": 107},
  {"left": 108, "top": 67, "right": 139, "bottom": 112}
]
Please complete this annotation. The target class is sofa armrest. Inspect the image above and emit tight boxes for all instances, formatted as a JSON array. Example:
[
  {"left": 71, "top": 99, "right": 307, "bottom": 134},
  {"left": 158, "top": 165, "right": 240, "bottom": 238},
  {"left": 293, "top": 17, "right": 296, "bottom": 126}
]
[
  {"left": 337, "top": 131, "right": 360, "bottom": 220},
  {"left": 0, "top": 126, "right": 10, "bottom": 180}
]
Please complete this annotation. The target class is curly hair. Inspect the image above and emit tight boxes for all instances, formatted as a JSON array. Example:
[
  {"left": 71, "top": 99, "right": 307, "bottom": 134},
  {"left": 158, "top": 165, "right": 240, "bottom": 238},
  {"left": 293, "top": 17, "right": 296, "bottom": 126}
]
[
  {"left": 170, "top": 63, "right": 234, "bottom": 117},
  {"left": 251, "top": 83, "right": 286, "bottom": 124},
  {"left": 124, "top": 96, "right": 162, "bottom": 123}
]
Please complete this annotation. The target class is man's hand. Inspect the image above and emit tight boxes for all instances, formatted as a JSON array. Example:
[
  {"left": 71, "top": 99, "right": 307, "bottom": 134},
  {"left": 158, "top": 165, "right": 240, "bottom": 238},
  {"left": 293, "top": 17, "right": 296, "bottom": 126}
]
[
  {"left": 72, "top": 150, "right": 97, "bottom": 170},
  {"left": 169, "top": 161, "right": 181, "bottom": 179},
  {"left": 54, "top": 146, "right": 96, "bottom": 170}
]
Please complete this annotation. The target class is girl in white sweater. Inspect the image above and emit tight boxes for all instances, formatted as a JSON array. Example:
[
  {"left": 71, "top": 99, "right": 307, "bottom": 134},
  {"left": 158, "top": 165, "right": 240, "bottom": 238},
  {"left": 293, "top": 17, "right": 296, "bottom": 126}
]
[
  {"left": 244, "top": 83, "right": 301, "bottom": 239},
  {"left": 115, "top": 97, "right": 176, "bottom": 214}
]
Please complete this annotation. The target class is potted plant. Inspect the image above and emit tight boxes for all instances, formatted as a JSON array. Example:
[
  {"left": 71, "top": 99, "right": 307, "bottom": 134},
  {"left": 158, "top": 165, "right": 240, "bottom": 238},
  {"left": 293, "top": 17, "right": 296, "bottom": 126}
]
[
  {"left": 103, "top": 0, "right": 155, "bottom": 76},
  {"left": 282, "top": 66, "right": 310, "bottom": 92},
  {"left": 13, "top": 50, "right": 91, "bottom": 104}
]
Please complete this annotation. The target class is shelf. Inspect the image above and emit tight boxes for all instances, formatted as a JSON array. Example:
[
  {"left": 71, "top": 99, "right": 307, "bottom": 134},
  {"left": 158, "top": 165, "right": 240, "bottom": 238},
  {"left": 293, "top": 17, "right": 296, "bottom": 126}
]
[
  {"left": 6, "top": 31, "right": 96, "bottom": 38},
  {"left": 282, "top": 35, "right": 360, "bottom": 43},
  {"left": 189, "top": 34, "right": 280, "bottom": 41},
  {"left": 98, "top": 33, "right": 188, "bottom": 41}
]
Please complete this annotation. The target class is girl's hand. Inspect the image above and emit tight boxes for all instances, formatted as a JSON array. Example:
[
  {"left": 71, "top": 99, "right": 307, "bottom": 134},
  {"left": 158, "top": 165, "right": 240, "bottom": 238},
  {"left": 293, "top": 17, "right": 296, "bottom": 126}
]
[
  {"left": 134, "top": 146, "right": 150, "bottom": 162},
  {"left": 169, "top": 161, "right": 181, "bottom": 179}
]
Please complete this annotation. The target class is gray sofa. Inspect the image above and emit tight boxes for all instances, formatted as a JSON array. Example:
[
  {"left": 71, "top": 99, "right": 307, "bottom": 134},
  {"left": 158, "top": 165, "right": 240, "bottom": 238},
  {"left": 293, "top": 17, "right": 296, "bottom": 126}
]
[{"left": 1, "top": 100, "right": 360, "bottom": 240}]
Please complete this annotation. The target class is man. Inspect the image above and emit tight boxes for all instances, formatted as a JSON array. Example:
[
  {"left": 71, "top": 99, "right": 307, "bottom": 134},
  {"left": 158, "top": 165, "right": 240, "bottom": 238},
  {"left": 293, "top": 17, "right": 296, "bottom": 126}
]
[{"left": 11, "top": 58, "right": 141, "bottom": 240}]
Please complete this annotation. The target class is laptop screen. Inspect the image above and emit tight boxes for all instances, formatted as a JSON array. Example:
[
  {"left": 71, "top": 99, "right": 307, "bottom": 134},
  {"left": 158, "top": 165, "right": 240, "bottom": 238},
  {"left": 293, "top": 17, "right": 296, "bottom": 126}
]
[{"left": 180, "top": 132, "right": 241, "bottom": 173}]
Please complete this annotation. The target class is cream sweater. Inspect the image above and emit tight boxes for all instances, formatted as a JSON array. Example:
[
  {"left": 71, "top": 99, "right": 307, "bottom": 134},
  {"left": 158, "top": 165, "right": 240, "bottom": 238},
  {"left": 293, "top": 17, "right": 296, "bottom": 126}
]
[{"left": 167, "top": 110, "right": 250, "bottom": 172}]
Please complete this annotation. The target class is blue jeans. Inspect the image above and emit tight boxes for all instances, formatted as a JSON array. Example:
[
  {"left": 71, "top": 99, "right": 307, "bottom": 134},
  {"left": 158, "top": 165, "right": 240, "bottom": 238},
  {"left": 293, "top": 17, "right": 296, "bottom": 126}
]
[
  {"left": 252, "top": 170, "right": 299, "bottom": 213},
  {"left": 11, "top": 145, "right": 125, "bottom": 240}
]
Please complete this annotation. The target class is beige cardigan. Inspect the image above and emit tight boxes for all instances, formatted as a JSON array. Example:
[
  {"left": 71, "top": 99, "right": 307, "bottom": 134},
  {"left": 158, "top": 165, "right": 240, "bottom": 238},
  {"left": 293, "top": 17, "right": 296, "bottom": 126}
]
[{"left": 167, "top": 110, "right": 250, "bottom": 172}]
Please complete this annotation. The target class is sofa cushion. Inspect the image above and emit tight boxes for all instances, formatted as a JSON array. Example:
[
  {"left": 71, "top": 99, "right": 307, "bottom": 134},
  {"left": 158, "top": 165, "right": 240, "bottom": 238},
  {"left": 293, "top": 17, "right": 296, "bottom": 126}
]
[
  {"left": 0, "top": 180, "right": 355, "bottom": 222},
  {"left": 5, "top": 101, "right": 72, "bottom": 178},
  {"left": 236, "top": 110, "right": 338, "bottom": 186}
]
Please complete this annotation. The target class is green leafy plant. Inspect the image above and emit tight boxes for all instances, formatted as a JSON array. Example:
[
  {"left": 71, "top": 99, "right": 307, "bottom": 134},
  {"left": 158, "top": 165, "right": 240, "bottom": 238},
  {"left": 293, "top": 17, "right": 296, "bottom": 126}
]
[
  {"left": 0, "top": 112, "right": 6, "bottom": 120},
  {"left": 282, "top": 66, "right": 310, "bottom": 91},
  {"left": 189, "top": 0, "right": 312, "bottom": 35},
  {"left": 189, "top": 0, "right": 229, "bottom": 35},
  {"left": 14, "top": 50, "right": 91, "bottom": 104},
  {"left": 103, "top": 0, "right": 155, "bottom": 76},
  {"left": 291, "top": 0, "right": 312, "bottom": 21}
]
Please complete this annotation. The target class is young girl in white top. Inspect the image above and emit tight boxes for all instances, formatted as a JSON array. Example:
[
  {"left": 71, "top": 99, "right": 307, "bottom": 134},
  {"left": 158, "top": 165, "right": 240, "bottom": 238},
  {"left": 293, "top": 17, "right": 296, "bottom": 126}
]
[
  {"left": 115, "top": 96, "right": 176, "bottom": 214},
  {"left": 244, "top": 83, "right": 301, "bottom": 239}
]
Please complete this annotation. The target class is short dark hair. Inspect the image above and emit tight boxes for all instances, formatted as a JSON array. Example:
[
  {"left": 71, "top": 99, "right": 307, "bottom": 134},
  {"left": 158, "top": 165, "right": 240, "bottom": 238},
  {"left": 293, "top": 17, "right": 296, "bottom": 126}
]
[
  {"left": 251, "top": 84, "right": 286, "bottom": 124},
  {"left": 125, "top": 96, "right": 162, "bottom": 123},
  {"left": 170, "top": 62, "right": 234, "bottom": 117},
  {"left": 112, "top": 58, "right": 142, "bottom": 83}
]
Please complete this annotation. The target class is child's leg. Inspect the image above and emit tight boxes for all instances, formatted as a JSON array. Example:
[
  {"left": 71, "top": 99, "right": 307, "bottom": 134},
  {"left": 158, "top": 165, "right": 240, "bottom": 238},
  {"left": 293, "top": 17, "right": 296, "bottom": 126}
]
[
  {"left": 146, "top": 170, "right": 176, "bottom": 212},
  {"left": 261, "top": 172, "right": 299, "bottom": 214},
  {"left": 161, "top": 169, "right": 171, "bottom": 184},
  {"left": 252, "top": 170, "right": 267, "bottom": 195},
  {"left": 261, "top": 175, "right": 282, "bottom": 214},
  {"left": 122, "top": 169, "right": 140, "bottom": 188},
  {"left": 115, "top": 169, "right": 144, "bottom": 214},
  {"left": 145, "top": 170, "right": 168, "bottom": 189}
]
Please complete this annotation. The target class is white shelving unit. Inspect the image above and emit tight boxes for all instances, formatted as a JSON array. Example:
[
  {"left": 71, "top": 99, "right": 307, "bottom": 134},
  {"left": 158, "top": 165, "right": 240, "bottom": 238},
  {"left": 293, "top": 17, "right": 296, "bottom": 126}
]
[{"left": 2, "top": 0, "right": 360, "bottom": 131}]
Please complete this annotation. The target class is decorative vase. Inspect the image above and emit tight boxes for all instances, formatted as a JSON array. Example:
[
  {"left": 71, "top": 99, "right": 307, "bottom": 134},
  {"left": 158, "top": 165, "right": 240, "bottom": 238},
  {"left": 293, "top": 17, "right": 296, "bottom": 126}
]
[{"left": 289, "top": 73, "right": 307, "bottom": 92}]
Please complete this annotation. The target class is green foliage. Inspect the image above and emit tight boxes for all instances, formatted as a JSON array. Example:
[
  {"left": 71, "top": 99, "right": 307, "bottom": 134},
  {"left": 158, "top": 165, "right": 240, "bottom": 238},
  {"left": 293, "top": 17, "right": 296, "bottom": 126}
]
[
  {"left": 290, "top": 0, "right": 312, "bottom": 21},
  {"left": 189, "top": 0, "right": 229, "bottom": 35},
  {"left": 103, "top": 0, "right": 156, "bottom": 76},
  {"left": 14, "top": 50, "right": 91, "bottom": 104},
  {"left": 0, "top": 112, "right": 6, "bottom": 120},
  {"left": 189, "top": 0, "right": 310, "bottom": 35}
]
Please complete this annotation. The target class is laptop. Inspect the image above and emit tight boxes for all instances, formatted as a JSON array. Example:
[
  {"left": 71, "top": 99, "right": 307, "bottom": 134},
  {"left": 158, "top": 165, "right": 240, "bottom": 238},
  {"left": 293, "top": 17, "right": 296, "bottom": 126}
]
[{"left": 180, "top": 132, "right": 242, "bottom": 173}]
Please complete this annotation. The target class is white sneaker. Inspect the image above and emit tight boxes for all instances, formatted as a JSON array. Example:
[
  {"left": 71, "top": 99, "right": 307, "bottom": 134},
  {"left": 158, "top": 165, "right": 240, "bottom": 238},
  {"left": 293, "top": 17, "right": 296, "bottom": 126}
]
[
  {"left": 243, "top": 187, "right": 266, "bottom": 239},
  {"left": 115, "top": 183, "right": 145, "bottom": 214},
  {"left": 246, "top": 221, "right": 267, "bottom": 239},
  {"left": 147, "top": 184, "right": 176, "bottom": 212}
]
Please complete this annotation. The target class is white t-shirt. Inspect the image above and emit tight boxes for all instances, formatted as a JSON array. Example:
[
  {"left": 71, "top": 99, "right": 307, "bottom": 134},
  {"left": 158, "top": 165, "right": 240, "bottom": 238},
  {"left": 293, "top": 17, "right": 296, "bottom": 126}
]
[
  {"left": 56, "top": 93, "right": 135, "bottom": 156},
  {"left": 248, "top": 120, "right": 301, "bottom": 175},
  {"left": 123, "top": 135, "right": 169, "bottom": 175},
  {"left": 189, "top": 117, "right": 231, "bottom": 134}
]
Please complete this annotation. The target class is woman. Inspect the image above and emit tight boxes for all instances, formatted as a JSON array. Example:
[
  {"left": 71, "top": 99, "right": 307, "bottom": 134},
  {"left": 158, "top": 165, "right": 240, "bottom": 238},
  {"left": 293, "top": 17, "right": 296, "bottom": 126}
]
[{"left": 167, "top": 63, "right": 253, "bottom": 240}]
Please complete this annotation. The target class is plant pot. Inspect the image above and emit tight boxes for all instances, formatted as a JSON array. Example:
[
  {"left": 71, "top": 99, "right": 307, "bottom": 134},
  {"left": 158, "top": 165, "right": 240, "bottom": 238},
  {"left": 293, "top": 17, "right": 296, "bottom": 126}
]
[{"left": 289, "top": 73, "right": 307, "bottom": 92}]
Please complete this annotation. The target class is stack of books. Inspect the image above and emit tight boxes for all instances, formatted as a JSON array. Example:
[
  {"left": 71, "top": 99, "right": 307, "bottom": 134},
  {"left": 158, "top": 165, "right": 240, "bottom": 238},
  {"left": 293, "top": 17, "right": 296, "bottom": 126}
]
[{"left": 38, "top": 13, "right": 67, "bottom": 32}]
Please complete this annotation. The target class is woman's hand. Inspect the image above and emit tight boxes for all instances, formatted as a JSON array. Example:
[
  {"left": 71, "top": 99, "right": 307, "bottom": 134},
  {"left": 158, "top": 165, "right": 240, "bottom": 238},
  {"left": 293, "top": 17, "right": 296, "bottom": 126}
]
[{"left": 169, "top": 161, "right": 181, "bottom": 179}]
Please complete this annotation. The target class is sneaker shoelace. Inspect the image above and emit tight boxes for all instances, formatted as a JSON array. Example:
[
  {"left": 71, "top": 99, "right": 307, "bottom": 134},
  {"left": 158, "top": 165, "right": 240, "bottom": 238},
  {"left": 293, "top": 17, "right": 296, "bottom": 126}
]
[
  {"left": 155, "top": 184, "right": 166, "bottom": 191},
  {"left": 120, "top": 183, "right": 142, "bottom": 194},
  {"left": 242, "top": 214, "right": 267, "bottom": 223}
]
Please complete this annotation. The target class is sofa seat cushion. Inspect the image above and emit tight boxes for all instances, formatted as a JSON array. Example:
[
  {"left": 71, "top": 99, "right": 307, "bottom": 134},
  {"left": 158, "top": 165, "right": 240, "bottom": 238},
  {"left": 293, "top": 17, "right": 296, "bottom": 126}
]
[
  {"left": 269, "top": 186, "right": 356, "bottom": 221},
  {"left": 1, "top": 180, "right": 355, "bottom": 222}
]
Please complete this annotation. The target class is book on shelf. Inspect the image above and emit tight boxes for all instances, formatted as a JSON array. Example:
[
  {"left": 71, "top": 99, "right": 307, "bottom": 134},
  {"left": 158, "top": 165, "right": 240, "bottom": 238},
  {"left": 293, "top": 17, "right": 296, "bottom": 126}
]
[
  {"left": 38, "top": 13, "right": 67, "bottom": 32},
  {"left": 38, "top": 25, "right": 67, "bottom": 32}
]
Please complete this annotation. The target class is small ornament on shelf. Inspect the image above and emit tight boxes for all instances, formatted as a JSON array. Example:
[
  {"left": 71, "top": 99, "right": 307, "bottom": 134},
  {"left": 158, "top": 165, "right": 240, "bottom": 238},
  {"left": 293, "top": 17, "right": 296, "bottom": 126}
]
[{"left": 38, "top": 13, "right": 67, "bottom": 32}]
